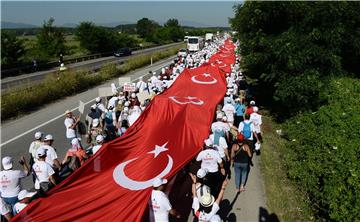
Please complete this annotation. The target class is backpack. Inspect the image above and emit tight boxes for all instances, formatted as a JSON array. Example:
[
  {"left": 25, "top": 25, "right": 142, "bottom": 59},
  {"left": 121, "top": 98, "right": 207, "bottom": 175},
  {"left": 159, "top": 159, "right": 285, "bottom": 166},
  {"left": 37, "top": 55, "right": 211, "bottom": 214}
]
[
  {"left": 104, "top": 111, "right": 113, "bottom": 125},
  {"left": 242, "top": 122, "right": 252, "bottom": 139},
  {"left": 214, "top": 129, "right": 224, "bottom": 146}
]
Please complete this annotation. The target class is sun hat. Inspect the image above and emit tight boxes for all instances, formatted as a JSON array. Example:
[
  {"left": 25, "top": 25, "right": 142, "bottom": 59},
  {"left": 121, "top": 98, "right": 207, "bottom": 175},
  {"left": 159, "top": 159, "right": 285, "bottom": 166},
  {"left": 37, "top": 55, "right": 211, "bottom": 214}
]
[
  {"left": 199, "top": 193, "right": 215, "bottom": 207},
  {"left": 92, "top": 118, "right": 100, "bottom": 127},
  {"left": 36, "top": 147, "right": 47, "bottom": 157},
  {"left": 204, "top": 139, "right": 213, "bottom": 147},
  {"left": 2, "top": 156, "right": 13, "bottom": 170},
  {"left": 197, "top": 168, "right": 208, "bottom": 179},
  {"left": 65, "top": 110, "right": 71, "bottom": 115},
  {"left": 44, "top": 134, "right": 53, "bottom": 141},
  {"left": 34, "top": 132, "right": 43, "bottom": 140},
  {"left": 18, "top": 190, "right": 36, "bottom": 201},
  {"left": 152, "top": 178, "right": 167, "bottom": 188},
  {"left": 96, "top": 135, "right": 104, "bottom": 143}
]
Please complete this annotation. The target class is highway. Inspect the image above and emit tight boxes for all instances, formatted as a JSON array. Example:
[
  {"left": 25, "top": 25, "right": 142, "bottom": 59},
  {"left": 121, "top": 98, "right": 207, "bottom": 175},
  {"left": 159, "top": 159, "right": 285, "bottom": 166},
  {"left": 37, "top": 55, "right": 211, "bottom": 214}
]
[
  {"left": 0, "top": 56, "right": 177, "bottom": 189},
  {"left": 1, "top": 42, "right": 183, "bottom": 92}
]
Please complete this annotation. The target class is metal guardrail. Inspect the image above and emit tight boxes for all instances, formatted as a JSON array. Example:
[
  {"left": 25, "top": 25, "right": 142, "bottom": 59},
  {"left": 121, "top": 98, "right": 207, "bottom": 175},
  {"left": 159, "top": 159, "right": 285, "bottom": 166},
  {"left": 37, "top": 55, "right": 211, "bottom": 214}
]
[{"left": 1, "top": 43, "right": 167, "bottom": 78}]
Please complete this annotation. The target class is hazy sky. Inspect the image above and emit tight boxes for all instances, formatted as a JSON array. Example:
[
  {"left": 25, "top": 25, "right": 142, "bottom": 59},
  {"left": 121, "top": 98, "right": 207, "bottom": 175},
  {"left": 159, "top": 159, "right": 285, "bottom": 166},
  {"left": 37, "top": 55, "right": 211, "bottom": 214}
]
[{"left": 1, "top": 1, "right": 239, "bottom": 27}]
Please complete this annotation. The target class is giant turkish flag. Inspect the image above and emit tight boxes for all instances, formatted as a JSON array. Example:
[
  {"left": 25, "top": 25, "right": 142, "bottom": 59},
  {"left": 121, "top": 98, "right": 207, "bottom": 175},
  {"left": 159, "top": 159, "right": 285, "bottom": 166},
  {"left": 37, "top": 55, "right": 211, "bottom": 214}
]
[{"left": 13, "top": 42, "right": 235, "bottom": 222}]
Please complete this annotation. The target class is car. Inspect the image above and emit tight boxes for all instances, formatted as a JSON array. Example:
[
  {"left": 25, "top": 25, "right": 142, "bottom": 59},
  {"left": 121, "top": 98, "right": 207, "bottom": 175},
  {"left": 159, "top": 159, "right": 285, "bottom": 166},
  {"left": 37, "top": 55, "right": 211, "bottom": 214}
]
[
  {"left": 177, "top": 48, "right": 188, "bottom": 57},
  {"left": 114, "top": 48, "right": 132, "bottom": 57}
]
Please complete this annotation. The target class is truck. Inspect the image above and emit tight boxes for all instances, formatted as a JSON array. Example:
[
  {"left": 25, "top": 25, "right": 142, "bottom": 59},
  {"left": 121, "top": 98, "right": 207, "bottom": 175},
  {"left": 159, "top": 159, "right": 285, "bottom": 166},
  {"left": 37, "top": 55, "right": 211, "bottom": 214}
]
[
  {"left": 205, "top": 33, "right": 214, "bottom": 42},
  {"left": 187, "top": 36, "right": 204, "bottom": 52}
]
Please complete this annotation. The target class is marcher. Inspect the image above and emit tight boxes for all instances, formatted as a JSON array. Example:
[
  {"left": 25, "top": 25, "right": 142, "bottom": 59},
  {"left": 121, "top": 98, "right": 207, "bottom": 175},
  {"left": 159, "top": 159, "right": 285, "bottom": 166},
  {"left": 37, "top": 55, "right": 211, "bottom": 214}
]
[
  {"left": 250, "top": 106, "right": 263, "bottom": 154},
  {"left": 231, "top": 136, "right": 252, "bottom": 193},
  {"left": 63, "top": 138, "right": 88, "bottom": 166},
  {"left": 32, "top": 147, "right": 57, "bottom": 196},
  {"left": 28, "top": 132, "right": 43, "bottom": 173},
  {"left": 92, "top": 135, "right": 104, "bottom": 155},
  {"left": 233, "top": 98, "right": 245, "bottom": 127},
  {"left": 150, "top": 178, "right": 181, "bottom": 222},
  {"left": 64, "top": 110, "right": 80, "bottom": 144},
  {"left": 0, "top": 156, "right": 29, "bottom": 208},
  {"left": 238, "top": 114, "right": 260, "bottom": 152},
  {"left": 40, "top": 134, "right": 61, "bottom": 170}
]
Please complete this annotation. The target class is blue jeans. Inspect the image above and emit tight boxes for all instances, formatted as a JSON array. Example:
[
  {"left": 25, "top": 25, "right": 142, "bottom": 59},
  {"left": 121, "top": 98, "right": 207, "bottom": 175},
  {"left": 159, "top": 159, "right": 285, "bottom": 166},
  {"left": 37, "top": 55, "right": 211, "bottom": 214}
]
[
  {"left": 3, "top": 196, "right": 18, "bottom": 208},
  {"left": 234, "top": 162, "right": 248, "bottom": 189}
]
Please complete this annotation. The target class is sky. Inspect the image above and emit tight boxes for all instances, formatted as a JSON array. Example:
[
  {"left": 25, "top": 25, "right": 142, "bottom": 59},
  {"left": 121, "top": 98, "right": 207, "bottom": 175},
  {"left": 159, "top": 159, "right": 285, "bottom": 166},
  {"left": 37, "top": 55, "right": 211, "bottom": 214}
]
[{"left": 1, "top": 1, "right": 240, "bottom": 27}]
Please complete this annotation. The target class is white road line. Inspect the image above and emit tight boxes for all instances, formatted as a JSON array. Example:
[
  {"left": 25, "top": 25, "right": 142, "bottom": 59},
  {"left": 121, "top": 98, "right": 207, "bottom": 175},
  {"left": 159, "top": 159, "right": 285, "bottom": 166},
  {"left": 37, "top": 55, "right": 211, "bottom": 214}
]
[{"left": 0, "top": 59, "right": 173, "bottom": 147}]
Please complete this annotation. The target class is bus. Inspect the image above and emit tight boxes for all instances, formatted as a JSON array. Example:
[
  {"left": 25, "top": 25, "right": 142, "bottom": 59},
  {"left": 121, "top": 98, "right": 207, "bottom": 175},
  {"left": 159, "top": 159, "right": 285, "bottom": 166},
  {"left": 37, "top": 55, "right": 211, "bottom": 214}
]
[{"left": 187, "top": 36, "right": 204, "bottom": 52}]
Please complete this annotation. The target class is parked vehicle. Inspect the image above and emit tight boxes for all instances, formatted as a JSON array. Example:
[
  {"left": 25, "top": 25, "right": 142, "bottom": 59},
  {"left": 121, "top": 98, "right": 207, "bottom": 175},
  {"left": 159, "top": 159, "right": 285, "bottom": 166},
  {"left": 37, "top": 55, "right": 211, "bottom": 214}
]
[
  {"left": 205, "top": 33, "right": 214, "bottom": 42},
  {"left": 114, "top": 48, "right": 132, "bottom": 57},
  {"left": 187, "top": 36, "right": 204, "bottom": 52}
]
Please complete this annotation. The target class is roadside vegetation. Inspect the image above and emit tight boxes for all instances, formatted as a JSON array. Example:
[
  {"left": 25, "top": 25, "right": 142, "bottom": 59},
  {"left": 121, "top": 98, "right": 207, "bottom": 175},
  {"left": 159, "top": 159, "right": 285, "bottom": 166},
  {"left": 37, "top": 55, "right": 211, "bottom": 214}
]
[
  {"left": 231, "top": 2, "right": 360, "bottom": 221},
  {"left": 1, "top": 44, "right": 184, "bottom": 120}
]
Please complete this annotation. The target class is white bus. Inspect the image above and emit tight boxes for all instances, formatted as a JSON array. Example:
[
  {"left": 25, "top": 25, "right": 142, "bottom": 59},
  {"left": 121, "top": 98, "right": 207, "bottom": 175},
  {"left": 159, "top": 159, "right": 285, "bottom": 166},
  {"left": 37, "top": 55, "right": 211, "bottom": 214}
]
[{"left": 187, "top": 36, "right": 204, "bottom": 52}]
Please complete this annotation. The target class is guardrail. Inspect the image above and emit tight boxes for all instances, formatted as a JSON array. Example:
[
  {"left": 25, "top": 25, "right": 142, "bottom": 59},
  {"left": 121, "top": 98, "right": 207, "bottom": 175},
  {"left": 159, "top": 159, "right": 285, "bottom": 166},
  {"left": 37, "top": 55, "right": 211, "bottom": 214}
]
[{"left": 1, "top": 43, "right": 171, "bottom": 78}]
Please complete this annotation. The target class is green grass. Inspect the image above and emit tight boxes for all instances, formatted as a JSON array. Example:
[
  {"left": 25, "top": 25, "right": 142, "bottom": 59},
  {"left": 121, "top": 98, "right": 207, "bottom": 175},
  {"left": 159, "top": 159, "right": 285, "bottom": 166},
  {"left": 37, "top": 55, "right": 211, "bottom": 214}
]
[
  {"left": 1, "top": 44, "right": 185, "bottom": 120},
  {"left": 259, "top": 113, "right": 315, "bottom": 221}
]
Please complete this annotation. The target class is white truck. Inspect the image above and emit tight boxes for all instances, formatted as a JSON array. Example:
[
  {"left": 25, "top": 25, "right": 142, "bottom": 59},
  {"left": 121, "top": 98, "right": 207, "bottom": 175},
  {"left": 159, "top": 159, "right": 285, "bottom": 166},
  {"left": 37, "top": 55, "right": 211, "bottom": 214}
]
[
  {"left": 187, "top": 36, "right": 204, "bottom": 52},
  {"left": 205, "top": 33, "right": 214, "bottom": 42}
]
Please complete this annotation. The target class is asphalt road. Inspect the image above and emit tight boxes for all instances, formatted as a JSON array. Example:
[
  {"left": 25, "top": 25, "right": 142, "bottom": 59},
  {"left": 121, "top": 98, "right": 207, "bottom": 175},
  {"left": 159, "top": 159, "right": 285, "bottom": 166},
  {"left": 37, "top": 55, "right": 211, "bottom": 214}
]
[
  {"left": 0, "top": 56, "right": 177, "bottom": 189},
  {"left": 1, "top": 42, "right": 183, "bottom": 92}
]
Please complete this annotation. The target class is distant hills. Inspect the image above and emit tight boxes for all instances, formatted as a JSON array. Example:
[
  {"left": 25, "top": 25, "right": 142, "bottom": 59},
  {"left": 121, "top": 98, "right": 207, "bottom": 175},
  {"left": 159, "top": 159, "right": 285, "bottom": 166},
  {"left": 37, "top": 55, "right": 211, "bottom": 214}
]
[{"left": 2, "top": 20, "right": 228, "bottom": 29}]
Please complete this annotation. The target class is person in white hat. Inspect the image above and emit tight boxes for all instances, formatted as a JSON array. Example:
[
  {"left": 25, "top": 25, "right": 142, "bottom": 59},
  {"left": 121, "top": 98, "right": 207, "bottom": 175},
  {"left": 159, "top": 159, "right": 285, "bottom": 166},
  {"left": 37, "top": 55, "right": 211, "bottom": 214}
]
[
  {"left": 92, "top": 135, "right": 104, "bottom": 155},
  {"left": 86, "top": 104, "right": 102, "bottom": 132},
  {"left": 136, "top": 76, "right": 147, "bottom": 93},
  {"left": 249, "top": 106, "right": 263, "bottom": 146},
  {"left": 39, "top": 134, "right": 61, "bottom": 170},
  {"left": 64, "top": 110, "right": 80, "bottom": 144},
  {"left": 32, "top": 147, "right": 56, "bottom": 195},
  {"left": 150, "top": 178, "right": 181, "bottom": 222},
  {"left": 63, "top": 138, "right": 88, "bottom": 167},
  {"left": 196, "top": 139, "right": 225, "bottom": 197},
  {"left": 13, "top": 190, "right": 36, "bottom": 215},
  {"left": 28, "top": 131, "right": 43, "bottom": 172},
  {"left": 191, "top": 179, "right": 228, "bottom": 222},
  {"left": 189, "top": 168, "right": 212, "bottom": 198},
  {"left": 88, "top": 118, "right": 104, "bottom": 147},
  {"left": 222, "top": 99, "right": 236, "bottom": 125},
  {"left": 211, "top": 113, "right": 230, "bottom": 141},
  {"left": 0, "top": 156, "right": 29, "bottom": 208}
]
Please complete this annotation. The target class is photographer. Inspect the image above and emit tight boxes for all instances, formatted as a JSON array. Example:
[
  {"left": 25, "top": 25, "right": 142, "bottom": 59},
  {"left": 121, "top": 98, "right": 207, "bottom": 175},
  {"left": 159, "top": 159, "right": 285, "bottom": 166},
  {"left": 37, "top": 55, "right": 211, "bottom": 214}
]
[{"left": 0, "top": 156, "right": 30, "bottom": 209}]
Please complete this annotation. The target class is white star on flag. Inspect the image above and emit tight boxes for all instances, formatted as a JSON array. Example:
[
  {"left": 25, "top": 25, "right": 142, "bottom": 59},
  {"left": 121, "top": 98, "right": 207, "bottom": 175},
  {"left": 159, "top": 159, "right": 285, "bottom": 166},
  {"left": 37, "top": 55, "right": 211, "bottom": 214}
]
[
  {"left": 148, "top": 142, "right": 168, "bottom": 158},
  {"left": 203, "top": 73, "right": 211, "bottom": 77}
]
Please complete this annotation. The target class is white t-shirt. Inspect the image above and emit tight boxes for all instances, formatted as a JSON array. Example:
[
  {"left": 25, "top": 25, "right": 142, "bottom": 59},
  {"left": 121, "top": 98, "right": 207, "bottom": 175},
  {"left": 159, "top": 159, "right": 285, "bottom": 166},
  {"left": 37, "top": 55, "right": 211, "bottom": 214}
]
[
  {"left": 29, "top": 140, "right": 43, "bottom": 159},
  {"left": 250, "top": 113, "right": 262, "bottom": 133},
  {"left": 64, "top": 117, "right": 76, "bottom": 139},
  {"left": 151, "top": 190, "right": 172, "bottom": 222},
  {"left": 238, "top": 120, "right": 255, "bottom": 140},
  {"left": 96, "top": 103, "right": 106, "bottom": 113},
  {"left": 136, "top": 81, "right": 148, "bottom": 92},
  {"left": 14, "top": 202, "right": 27, "bottom": 214},
  {"left": 32, "top": 161, "right": 55, "bottom": 190},
  {"left": 192, "top": 197, "right": 221, "bottom": 222},
  {"left": 108, "top": 96, "right": 119, "bottom": 109},
  {"left": 92, "top": 145, "right": 102, "bottom": 155},
  {"left": 209, "top": 134, "right": 228, "bottom": 159},
  {"left": 211, "top": 121, "right": 230, "bottom": 135},
  {"left": 0, "top": 170, "right": 27, "bottom": 198},
  {"left": 0, "top": 198, "right": 11, "bottom": 216},
  {"left": 222, "top": 104, "right": 236, "bottom": 123},
  {"left": 196, "top": 149, "right": 222, "bottom": 173},
  {"left": 39, "top": 145, "right": 58, "bottom": 167}
]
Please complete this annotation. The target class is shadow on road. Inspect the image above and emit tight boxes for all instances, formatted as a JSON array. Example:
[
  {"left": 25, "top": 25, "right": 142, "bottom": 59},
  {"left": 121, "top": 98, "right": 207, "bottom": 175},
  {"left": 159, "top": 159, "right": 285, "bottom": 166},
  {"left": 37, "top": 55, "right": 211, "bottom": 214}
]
[
  {"left": 218, "top": 192, "right": 240, "bottom": 221},
  {"left": 259, "top": 206, "right": 280, "bottom": 222}
]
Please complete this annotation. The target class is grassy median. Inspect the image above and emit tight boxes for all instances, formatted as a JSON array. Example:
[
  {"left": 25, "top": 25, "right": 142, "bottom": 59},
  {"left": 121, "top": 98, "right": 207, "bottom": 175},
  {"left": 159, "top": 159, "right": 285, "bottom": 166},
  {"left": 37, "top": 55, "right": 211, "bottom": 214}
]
[
  {"left": 259, "top": 114, "right": 315, "bottom": 221},
  {"left": 1, "top": 44, "right": 185, "bottom": 121}
]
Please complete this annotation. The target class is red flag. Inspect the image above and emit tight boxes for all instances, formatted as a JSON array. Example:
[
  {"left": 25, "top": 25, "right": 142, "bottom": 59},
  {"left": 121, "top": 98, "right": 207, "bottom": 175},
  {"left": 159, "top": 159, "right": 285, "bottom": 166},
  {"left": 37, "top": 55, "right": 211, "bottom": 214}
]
[{"left": 13, "top": 48, "right": 234, "bottom": 221}]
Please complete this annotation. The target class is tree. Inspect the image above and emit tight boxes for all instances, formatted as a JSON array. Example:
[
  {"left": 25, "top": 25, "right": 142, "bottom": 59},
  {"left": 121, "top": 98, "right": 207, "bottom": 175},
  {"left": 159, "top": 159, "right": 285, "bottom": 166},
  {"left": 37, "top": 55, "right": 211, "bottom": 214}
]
[
  {"left": 1, "top": 31, "right": 25, "bottom": 65},
  {"left": 163, "top": 18, "right": 184, "bottom": 42},
  {"left": 36, "top": 18, "right": 66, "bottom": 58},
  {"left": 136, "top": 18, "right": 159, "bottom": 40}
]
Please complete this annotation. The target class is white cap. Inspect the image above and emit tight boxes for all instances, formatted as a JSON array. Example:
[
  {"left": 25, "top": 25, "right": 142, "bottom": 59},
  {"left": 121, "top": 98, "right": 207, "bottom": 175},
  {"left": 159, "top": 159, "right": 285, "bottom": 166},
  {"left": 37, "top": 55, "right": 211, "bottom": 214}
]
[
  {"left": 204, "top": 138, "right": 213, "bottom": 147},
  {"left": 92, "top": 118, "right": 99, "bottom": 127},
  {"left": 34, "top": 132, "right": 42, "bottom": 140},
  {"left": 216, "top": 113, "right": 223, "bottom": 120},
  {"left": 36, "top": 147, "right": 47, "bottom": 157},
  {"left": 197, "top": 168, "right": 208, "bottom": 179},
  {"left": 199, "top": 193, "right": 215, "bottom": 207},
  {"left": 18, "top": 190, "right": 36, "bottom": 201},
  {"left": 250, "top": 100, "right": 256, "bottom": 105},
  {"left": 253, "top": 106, "right": 258, "bottom": 113},
  {"left": 65, "top": 110, "right": 71, "bottom": 115},
  {"left": 71, "top": 138, "right": 80, "bottom": 146},
  {"left": 91, "top": 104, "right": 97, "bottom": 110},
  {"left": 131, "top": 93, "right": 136, "bottom": 98},
  {"left": 153, "top": 178, "right": 168, "bottom": 187},
  {"left": 2, "top": 156, "right": 13, "bottom": 170},
  {"left": 96, "top": 135, "right": 104, "bottom": 143},
  {"left": 124, "top": 101, "right": 130, "bottom": 107},
  {"left": 95, "top": 97, "right": 101, "bottom": 103},
  {"left": 123, "top": 107, "right": 129, "bottom": 112},
  {"left": 153, "top": 71, "right": 156, "bottom": 75},
  {"left": 44, "top": 134, "right": 53, "bottom": 141}
]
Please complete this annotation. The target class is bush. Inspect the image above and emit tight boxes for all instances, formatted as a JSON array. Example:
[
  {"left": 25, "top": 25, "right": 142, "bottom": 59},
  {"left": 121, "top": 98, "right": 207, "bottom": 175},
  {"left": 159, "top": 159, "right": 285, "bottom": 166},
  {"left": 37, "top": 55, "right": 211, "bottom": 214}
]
[
  {"left": 1, "top": 44, "right": 184, "bottom": 120},
  {"left": 282, "top": 77, "right": 360, "bottom": 221}
]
